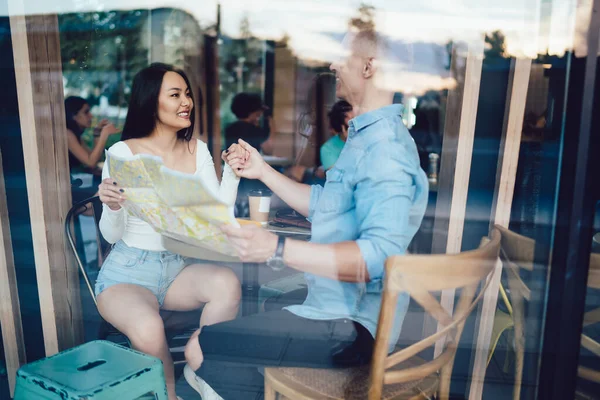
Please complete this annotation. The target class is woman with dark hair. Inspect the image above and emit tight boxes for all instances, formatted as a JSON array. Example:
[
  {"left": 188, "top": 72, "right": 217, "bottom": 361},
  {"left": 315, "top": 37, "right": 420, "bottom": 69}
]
[
  {"left": 96, "top": 63, "right": 245, "bottom": 400},
  {"left": 65, "top": 96, "right": 119, "bottom": 172},
  {"left": 320, "top": 99, "right": 354, "bottom": 171}
]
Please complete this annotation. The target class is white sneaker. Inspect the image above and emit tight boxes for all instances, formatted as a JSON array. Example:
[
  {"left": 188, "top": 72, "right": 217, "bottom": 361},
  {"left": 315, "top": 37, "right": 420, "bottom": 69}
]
[{"left": 183, "top": 364, "right": 224, "bottom": 400}]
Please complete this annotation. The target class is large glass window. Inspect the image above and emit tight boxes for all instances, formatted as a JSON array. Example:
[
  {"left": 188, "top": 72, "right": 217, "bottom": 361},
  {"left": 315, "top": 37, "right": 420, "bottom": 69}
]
[{"left": 1, "top": 1, "right": 598, "bottom": 399}]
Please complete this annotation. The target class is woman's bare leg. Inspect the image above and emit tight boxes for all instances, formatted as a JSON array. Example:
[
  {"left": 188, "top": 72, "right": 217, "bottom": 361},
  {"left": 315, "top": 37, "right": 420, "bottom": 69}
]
[{"left": 97, "top": 284, "right": 178, "bottom": 400}]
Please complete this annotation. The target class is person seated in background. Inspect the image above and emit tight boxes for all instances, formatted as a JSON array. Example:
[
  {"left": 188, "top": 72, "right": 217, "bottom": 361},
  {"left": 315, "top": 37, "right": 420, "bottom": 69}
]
[
  {"left": 65, "top": 96, "right": 120, "bottom": 173},
  {"left": 65, "top": 96, "right": 120, "bottom": 204},
  {"left": 284, "top": 74, "right": 338, "bottom": 185},
  {"left": 225, "top": 92, "right": 277, "bottom": 155},
  {"left": 320, "top": 99, "right": 354, "bottom": 171},
  {"left": 225, "top": 92, "right": 278, "bottom": 216}
]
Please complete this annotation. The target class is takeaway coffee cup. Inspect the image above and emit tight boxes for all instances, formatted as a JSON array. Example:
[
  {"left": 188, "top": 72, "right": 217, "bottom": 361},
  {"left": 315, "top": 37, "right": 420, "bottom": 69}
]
[{"left": 248, "top": 189, "right": 272, "bottom": 226}]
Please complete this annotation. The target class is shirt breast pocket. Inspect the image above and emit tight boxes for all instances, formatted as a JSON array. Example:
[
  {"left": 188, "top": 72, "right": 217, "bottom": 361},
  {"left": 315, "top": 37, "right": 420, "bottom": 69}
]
[{"left": 319, "top": 168, "right": 353, "bottom": 214}]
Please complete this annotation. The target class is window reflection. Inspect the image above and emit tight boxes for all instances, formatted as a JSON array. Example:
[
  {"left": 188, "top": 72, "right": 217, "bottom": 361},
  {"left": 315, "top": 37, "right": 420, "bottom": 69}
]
[{"left": 0, "top": 1, "right": 598, "bottom": 400}]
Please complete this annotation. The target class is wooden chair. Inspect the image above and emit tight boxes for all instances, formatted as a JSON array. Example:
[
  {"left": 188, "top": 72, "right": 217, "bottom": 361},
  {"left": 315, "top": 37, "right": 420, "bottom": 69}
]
[
  {"left": 493, "top": 225, "right": 535, "bottom": 400},
  {"left": 494, "top": 225, "right": 600, "bottom": 399},
  {"left": 264, "top": 229, "right": 501, "bottom": 400},
  {"left": 65, "top": 196, "right": 202, "bottom": 361}
]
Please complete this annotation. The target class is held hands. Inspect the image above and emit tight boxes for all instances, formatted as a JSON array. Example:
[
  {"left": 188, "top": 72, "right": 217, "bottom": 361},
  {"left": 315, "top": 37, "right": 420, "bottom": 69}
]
[
  {"left": 98, "top": 178, "right": 126, "bottom": 211},
  {"left": 221, "top": 143, "right": 247, "bottom": 172},
  {"left": 224, "top": 139, "right": 267, "bottom": 180},
  {"left": 220, "top": 224, "right": 278, "bottom": 263}
]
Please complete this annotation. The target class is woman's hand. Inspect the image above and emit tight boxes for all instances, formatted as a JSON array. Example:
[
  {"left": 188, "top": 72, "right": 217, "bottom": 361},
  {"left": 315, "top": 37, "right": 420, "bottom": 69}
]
[
  {"left": 227, "top": 139, "right": 268, "bottom": 180},
  {"left": 100, "top": 122, "right": 120, "bottom": 137},
  {"left": 98, "top": 178, "right": 125, "bottom": 211},
  {"left": 95, "top": 119, "right": 110, "bottom": 131},
  {"left": 221, "top": 143, "right": 248, "bottom": 172}
]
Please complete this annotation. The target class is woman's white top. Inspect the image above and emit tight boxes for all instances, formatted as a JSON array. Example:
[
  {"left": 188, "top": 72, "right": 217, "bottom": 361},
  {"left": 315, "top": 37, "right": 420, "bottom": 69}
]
[{"left": 99, "top": 139, "right": 240, "bottom": 251}]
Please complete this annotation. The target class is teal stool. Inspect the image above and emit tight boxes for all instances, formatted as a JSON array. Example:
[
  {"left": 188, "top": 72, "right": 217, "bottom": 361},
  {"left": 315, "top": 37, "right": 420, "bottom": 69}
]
[{"left": 14, "top": 340, "right": 167, "bottom": 400}]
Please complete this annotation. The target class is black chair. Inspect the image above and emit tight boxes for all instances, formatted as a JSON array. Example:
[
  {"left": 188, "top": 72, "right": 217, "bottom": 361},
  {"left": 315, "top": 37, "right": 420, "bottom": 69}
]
[{"left": 65, "top": 196, "right": 202, "bottom": 364}]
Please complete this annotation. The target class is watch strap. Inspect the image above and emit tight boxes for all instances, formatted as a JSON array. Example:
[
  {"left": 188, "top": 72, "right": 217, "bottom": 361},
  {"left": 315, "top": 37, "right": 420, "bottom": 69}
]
[
  {"left": 267, "top": 235, "right": 285, "bottom": 264},
  {"left": 275, "top": 235, "right": 286, "bottom": 259}
]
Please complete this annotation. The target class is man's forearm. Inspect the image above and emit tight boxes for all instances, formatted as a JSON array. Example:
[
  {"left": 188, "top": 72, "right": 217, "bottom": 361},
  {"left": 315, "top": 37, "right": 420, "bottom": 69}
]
[
  {"left": 283, "top": 239, "right": 370, "bottom": 282},
  {"left": 261, "top": 164, "right": 312, "bottom": 217}
]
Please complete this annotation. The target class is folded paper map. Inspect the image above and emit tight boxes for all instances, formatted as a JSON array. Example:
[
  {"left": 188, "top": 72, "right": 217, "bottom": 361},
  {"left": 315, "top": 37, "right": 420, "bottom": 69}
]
[{"left": 106, "top": 150, "right": 240, "bottom": 256}]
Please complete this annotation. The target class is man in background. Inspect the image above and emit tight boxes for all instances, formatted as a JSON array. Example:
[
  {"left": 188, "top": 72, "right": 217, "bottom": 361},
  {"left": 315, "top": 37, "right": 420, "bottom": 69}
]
[
  {"left": 225, "top": 92, "right": 277, "bottom": 216},
  {"left": 225, "top": 92, "right": 276, "bottom": 155}
]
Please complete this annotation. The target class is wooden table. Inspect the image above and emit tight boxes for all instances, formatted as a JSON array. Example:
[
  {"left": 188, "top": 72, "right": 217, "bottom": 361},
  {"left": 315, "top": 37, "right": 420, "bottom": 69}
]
[{"left": 162, "top": 222, "right": 310, "bottom": 316}]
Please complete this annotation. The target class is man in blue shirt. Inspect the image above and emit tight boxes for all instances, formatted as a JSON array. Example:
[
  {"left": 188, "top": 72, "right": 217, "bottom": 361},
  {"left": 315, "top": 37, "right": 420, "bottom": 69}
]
[{"left": 183, "top": 29, "right": 428, "bottom": 400}]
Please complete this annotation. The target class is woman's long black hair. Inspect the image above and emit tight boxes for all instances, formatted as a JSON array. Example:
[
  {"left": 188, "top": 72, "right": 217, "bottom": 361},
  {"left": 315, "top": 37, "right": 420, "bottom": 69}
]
[
  {"left": 121, "top": 63, "right": 195, "bottom": 142},
  {"left": 64, "top": 96, "right": 88, "bottom": 135}
]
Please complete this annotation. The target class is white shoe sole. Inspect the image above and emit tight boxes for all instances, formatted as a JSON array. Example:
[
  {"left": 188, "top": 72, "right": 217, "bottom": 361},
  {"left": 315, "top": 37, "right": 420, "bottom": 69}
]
[{"left": 183, "top": 364, "right": 224, "bottom": 400}]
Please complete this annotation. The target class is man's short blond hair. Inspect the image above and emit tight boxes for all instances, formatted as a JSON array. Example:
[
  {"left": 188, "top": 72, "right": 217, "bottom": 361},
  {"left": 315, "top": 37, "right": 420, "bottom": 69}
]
[{"left": 349, "top": 28, "right": 412, "bottom": 90}]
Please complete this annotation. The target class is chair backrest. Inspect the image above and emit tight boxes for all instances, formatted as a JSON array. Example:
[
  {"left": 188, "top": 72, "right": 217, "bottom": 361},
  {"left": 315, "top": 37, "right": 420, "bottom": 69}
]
[
  {"left": 65, "top": 196, "right": 110, "bottom": 306},
  {"left": 493, "top": 225, "right": 536, "bottom": 400},
  {"left": 495, "top": 224, "right": 534, "bottom": 304},
  {"left": 368, "top": 229, "right": 501, "bottom": 400},
  {"left": 495, "top": 225, "right": 600, "bottom": 391}
]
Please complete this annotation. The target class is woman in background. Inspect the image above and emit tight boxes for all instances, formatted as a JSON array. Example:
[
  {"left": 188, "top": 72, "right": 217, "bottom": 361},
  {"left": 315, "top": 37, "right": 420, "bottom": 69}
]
[{"left": 65, "top": 96, "right": 119, "bottom": 173}]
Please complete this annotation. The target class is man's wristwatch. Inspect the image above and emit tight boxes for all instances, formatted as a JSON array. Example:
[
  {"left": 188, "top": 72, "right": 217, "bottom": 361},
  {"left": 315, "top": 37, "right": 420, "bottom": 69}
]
[{"left": 266, "top": 235, "right": 286, "bottom": 271}]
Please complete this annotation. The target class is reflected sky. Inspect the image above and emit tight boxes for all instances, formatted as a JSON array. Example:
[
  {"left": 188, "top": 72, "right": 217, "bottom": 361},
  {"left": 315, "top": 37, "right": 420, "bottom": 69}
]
[{"left": 6, "top": 0, "right": 587, "bottom": 93}]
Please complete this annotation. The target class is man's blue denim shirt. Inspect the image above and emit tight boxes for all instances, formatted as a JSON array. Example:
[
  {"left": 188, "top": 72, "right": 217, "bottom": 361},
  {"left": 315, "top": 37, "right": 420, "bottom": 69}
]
[{"left": 286, "top": 104, "right": 429, "bottom": 350}]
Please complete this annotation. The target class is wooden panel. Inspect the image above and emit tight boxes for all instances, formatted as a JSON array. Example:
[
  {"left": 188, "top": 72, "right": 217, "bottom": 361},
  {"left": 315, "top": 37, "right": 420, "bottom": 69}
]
[
  {"left": 273, "top": 46, "right": 297, "bottom": 159},
  {"left": 431, "top": 46, "right": 468, "bottom": 256},
  {"left": 444, "top": 44, "right": 484, "bottom": 255},
  {"left": 469, "top": 57, "right": 532, "bottom": 400},
  {"left": 490, "top": 58, "right": 532, "bottom": 228},
  {"left": 8, "top": 6, "right": 83, "bottom": 355},
  {"left": 432, "top": 42, "right": 484, "bottom": 357},
  {"left": 204, "top": 36, "right": 222, "bottom": 177},
  {"left": 0, "top": 151, "right": 26, "bottom": 398}
]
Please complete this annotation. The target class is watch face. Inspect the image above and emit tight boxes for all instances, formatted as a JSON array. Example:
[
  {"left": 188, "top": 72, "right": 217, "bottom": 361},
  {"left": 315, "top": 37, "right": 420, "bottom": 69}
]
[{"left": 267, "top": 258, "right": 286, "bottom": 271}]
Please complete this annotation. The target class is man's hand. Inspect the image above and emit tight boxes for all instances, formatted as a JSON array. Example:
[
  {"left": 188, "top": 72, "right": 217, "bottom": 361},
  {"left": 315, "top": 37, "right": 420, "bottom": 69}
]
[{"left": 220, "top": 223, "right": 278, "bottom": 262}]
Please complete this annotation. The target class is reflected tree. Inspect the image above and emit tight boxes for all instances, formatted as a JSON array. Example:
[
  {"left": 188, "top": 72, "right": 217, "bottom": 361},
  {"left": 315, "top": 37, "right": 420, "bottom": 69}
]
[
  {"left": 484, "top": 30, "right": 507, "bottom": 59},
  {"left": 59, "top": 10, "right": 148, "bottom": 108},
  {"left": 218, "top": 13, "right": 266, "bottom": 132},
  {"left": 349, "top": 3, "right": 376, "bottom": 31}
]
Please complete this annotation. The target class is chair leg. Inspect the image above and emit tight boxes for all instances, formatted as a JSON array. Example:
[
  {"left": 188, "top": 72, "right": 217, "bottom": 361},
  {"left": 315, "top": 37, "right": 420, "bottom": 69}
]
[{"left": 264, "top": 378, "right": 277, "bottom": 400}]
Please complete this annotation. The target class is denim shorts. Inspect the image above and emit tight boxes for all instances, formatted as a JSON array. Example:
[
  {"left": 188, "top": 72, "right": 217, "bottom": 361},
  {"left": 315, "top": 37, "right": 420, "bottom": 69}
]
[{"left": 95, "top": 241, "right": 187, "bottom": 306}]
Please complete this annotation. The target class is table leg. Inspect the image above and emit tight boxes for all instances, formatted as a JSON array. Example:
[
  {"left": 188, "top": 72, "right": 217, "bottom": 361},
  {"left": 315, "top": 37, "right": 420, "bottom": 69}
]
[{"left": 242, "top": 262, "right": 259, "bottom": 316}]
